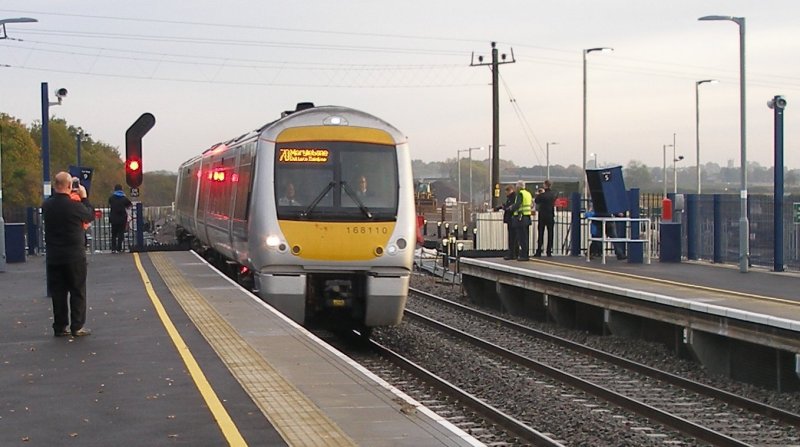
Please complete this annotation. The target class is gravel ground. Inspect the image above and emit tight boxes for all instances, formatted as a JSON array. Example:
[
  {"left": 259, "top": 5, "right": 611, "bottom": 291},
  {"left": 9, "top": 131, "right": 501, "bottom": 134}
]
[{"left": 407, "top": 270, "right": 800, "bottom": 416}]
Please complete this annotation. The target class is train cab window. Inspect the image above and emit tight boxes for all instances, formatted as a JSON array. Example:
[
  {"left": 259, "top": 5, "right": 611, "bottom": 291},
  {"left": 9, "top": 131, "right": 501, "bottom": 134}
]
[
  {"left": 340, "top": 150, "right": 397, "bottom": 211},
  {"left": 275, "top": 141, "right": 398, "bottom": 221}
]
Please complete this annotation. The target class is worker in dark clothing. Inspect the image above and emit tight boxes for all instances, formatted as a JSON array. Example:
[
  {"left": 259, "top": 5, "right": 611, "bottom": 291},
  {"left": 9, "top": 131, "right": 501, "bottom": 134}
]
[
  {"left": 494, "top": 185, "right": 517, "bottom": 260},
  {"left": 42, "top": 171, "right": 94, "bottom": 337},
  {"left": 108, "top": 184, "right": 132, "bottom": 253},
  {"left": 534, "top": 179, "right": 556, "bottom": 257}
]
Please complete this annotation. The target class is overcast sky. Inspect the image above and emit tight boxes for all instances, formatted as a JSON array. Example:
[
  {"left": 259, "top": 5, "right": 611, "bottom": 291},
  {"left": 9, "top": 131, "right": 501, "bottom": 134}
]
[{"left": 1, "top": 1, "right": 799, "bottom": 176}]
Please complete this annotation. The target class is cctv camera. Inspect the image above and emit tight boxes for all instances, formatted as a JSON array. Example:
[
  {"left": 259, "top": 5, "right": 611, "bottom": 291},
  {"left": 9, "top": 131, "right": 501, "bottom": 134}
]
[
  {"left": 55, "top": 88, "right": 68, "bottom": 98},
  {"left": 767, "top": 95, "right": 787, "bottom": 110},
  {"left": 677, "top": 155, "right": 684, "bottom": 161}
]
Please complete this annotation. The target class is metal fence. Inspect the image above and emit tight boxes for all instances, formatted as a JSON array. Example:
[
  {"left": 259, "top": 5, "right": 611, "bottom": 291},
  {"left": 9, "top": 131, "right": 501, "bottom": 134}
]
[
  {"left": 19, "top": 204, "right": 174, "bottom": 255},
  {"left": 465, "top": 192, "right": 800, "bottom": 271}
]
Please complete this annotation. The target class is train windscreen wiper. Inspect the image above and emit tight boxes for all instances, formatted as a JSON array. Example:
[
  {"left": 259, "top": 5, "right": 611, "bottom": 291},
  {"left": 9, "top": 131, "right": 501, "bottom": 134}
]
[
  {"left": 301, "top": 181, "right": 335, "bottom": 218},
  {"left": 341, "top": 181, "right": 373, "bottom": 219}
]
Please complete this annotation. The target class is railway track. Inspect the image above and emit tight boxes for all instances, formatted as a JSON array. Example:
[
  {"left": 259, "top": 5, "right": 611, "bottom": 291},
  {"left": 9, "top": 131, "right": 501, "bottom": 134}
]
[{"left": 390, "top": 287, "right": 800, "bottom": 446}]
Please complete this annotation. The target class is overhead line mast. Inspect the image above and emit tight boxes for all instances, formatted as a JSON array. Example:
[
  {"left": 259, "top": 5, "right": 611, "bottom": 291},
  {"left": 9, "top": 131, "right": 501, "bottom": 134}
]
[{"left": 471, "top": 42, "right": 515, "bottom": 208}]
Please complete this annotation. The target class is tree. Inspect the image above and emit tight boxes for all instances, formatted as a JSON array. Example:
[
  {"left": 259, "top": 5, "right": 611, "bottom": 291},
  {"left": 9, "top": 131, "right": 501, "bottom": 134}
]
[
  {"left": 0, "top": 114, "right": 41, "bottom": 221},
  {"left": 623, "top": 160, "right": 654, "bottom": 191}
]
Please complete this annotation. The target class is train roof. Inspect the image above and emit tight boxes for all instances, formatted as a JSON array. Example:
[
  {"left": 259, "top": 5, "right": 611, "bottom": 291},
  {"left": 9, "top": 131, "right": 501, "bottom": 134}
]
[{"left": 179, "top": 103, "right": 405, "bottom": 169}]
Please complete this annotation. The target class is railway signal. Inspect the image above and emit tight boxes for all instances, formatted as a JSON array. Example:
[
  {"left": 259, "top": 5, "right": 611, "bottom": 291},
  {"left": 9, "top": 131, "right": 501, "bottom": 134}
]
[{"left": 125, "top": 113, "right": 155, "bottom": 188}]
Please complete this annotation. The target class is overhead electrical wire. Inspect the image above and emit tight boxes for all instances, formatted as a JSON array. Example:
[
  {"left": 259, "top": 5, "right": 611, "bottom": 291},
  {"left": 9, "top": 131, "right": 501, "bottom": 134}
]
[
  {"left": 1, "top": 9, "right": 799, "bottom": 91},
  {"left": 499, "top": 73, "right": 545, "bottom": 166}
]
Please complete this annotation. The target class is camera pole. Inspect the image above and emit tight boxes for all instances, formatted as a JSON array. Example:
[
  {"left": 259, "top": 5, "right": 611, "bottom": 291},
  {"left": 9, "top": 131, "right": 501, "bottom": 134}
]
[{"left": 769, "top": 95, "right": 786, "bottom": 272}]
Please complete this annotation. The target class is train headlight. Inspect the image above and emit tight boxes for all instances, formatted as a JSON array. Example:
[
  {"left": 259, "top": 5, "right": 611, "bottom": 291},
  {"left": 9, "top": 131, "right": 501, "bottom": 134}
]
[
  {"left": 266, "top": 235, "right": 281, "bottom": 248},
  {"left": 386, "top": 244, "right": 398, "bottom": 255},
  {"left": 323, "top": 115, "right": 348, "bottom": 126}
]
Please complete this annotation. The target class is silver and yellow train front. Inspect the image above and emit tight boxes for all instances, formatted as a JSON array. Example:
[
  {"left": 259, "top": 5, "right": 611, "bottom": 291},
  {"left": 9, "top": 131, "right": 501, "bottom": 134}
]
[{"left": 249, "top": 112, "right": 415, "bottom": 329}]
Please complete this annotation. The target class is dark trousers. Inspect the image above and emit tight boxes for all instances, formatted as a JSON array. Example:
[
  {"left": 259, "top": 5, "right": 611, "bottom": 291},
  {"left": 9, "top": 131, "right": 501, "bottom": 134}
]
[
  {"left": 111, "top": 223, "right": 126, "bottom": 252},
  {"left": 512, "top": 217, "right": 531, "bottom": 260},
  {"left": 47, "top": 261, "right": 88, "bottom": 331},
  {"left": 536, "top": 216, "right": 554, "bottom": 255},
  {"left": 505, "top": 223, "right": 518, "bottom": 259}
]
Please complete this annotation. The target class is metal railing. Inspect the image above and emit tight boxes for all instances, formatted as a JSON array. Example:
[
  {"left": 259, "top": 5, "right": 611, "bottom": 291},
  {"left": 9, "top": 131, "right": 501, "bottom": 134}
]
[{"left": 20, "top": 204, "right": 174, "bottom": 255}]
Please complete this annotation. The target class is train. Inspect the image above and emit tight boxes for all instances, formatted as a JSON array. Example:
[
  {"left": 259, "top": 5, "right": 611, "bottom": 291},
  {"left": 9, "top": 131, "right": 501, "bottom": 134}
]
[{"left": 174, "top": 103, "right": 416, "bottom": 334}]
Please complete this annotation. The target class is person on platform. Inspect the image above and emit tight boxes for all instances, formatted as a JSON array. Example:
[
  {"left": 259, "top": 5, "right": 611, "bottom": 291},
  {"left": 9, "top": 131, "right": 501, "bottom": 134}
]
[
  {"left": 508, "top": 180, "right": 533, "bottom": 261},
  {"left": 108, "top": 184, "right": 132, "bottom": 253},
  {"left": 534, "top": 179, "right": 556, "bottom": 257},
  {"left": 494, "top": 184, "right": 517, "bottom": 260},
  {"left": 42, "top": 171, "right": 94, "bottom": 337},
  {"left": 585, "top": 207, "right": 603, "bottom": 259}
]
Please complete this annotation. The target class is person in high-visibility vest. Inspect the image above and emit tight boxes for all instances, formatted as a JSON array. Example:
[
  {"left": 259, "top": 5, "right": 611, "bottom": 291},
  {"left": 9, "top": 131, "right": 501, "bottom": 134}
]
[{"left": 509, "top": 180, "right": 534, "bottom": 261}]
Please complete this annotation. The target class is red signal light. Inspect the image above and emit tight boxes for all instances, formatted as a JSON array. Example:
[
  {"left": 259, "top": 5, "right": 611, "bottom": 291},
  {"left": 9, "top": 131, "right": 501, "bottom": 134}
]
[{"left": 125, "top": 157, "right": 143, "bottom": 188}]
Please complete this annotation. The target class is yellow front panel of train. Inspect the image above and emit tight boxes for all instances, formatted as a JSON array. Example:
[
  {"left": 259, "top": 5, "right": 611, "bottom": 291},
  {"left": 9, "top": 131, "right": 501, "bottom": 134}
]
[{"left": 278, "top": 221, "right": 396, "bottom": 261}]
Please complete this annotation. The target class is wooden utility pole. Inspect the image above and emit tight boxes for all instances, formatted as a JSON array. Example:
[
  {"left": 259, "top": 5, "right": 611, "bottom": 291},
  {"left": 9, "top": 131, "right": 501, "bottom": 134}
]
[{"left": 471, "top": 42, "right": 515, "bottom": 208}]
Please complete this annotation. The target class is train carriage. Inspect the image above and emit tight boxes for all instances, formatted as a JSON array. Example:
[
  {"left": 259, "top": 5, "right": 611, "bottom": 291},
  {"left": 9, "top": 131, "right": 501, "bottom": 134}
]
[{"left": 175, "top": 103, "right": 415, "bottom": 332}]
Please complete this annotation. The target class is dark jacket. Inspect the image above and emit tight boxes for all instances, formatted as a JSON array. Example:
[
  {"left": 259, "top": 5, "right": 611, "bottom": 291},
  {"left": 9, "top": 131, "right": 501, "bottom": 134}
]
[
  {"left": 495, "top": 191, "right": 516, "bottom": 224},
  {"left": 534, "top": 188, "right": 556, "bottom": 221},
  {"left": 42, "top": 193, "right": 94, "bottom": 264},
  {"left": 108, "top": 191, "right": 133, "bottom": 225}
]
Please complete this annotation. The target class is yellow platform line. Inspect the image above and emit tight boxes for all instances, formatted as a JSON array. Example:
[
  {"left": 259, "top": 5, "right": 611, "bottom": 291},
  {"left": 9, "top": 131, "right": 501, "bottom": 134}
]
[
  {"left": 133, "top": 253, "right": 247, "bottom": 446},
  {"left": 149, "top": 252, "right": 355, "bottom": 447}
]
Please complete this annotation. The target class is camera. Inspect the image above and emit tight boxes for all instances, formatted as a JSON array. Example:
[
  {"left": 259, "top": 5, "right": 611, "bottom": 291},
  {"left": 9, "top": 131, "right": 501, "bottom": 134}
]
[
  {"left": 767, "top": 95, "right": 787, "bottom": 110},
  {"left": 72, "top": 178, "right": 80, "bottom": 190}
]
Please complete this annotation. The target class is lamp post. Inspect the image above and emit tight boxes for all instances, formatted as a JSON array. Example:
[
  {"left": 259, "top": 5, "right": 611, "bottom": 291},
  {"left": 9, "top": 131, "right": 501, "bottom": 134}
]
[
  {"left": 582, "top": 47, "right": 613, "bottom": 202},
  {"left": 457, "top": 148, "right": 468, "bottom": 203},
  {"left": 76, "top": 130, "right": 90, "bottom": 167},
  {"left": 672, "top": 133, "right": 677, "bottom": 194},
  {"left": 0, "top": 125, "right": 5, "bottom": 272},
  {"left": 467, "top": 146, "right": 483, "bottom": 206},
  {"left": 699, "top": 15, "right": 748, "bottom": 272},
  {"left": 457, "top": 147, "right": 483, "bottom": 205},
  {"left": 0, "top": 16, "right": 38, "bottom": 273},
  {"left": 695, "top": 79, "right": 718, "bottom": 194},
  {"left": 546, "top": 141, "right": 557, "bottom": 180},
  {"left": 673, "top": 154, "right": 684, "bottom": 194},
  {"left": 662, "top": 144, "right": 673, "bottom": 197}
]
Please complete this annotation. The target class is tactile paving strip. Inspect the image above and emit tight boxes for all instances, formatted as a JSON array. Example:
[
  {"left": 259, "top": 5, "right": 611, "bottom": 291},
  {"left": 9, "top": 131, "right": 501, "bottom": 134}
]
[{"left": 150, "top": 252, "right": 355, "bottom": 447}]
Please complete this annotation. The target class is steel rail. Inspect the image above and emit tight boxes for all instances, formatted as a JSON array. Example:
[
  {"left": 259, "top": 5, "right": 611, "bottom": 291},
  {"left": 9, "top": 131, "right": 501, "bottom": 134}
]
[
  {"left": 369, "top": 339, "right": 565, "bottom": 447},
  {"left": 404, "top": 307, "right": 750, "bottom": 447},
  {"left": 410, "top": 287, "right": 800, "bottom": 427}
]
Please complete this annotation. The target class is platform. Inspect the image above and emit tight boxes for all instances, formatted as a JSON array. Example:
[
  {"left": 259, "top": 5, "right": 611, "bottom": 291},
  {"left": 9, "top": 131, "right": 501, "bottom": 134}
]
[
  {"left": 0, "top": 252, "right": 480, "bottom": 446},
  {"left": 455, "top": 254, "right": 800, "bottom": 390}
]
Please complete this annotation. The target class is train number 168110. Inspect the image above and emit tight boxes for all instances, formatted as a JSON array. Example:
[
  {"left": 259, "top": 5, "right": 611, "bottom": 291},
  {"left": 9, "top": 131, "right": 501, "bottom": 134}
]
[{"left": 346, "top": 225, "right": 389, "bottom": 235}]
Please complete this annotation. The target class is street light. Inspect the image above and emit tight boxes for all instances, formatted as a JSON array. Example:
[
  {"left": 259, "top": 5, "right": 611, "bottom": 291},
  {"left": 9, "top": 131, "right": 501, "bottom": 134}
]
[
  {"left": 468, "top": 146, "right": 483, "bottom": 206},
  {"left": 76, "top": 130, "right": 91, "bottom": 166},
  {"left": 695, "top": 79, "right": 719, "bottom": 194},
  {"left": 0, "top": 16, "right": 37, "bottom": 273},
  {"left": 662, "top": 144, "right": 673, "bottom": 197},
  {"left": 699, "top": 14, "right": 748, "bottom": 272},
  {"left": 546, "top": 141, "right": 557, "bottom": 180},
  {"left": 589, "top": 152, "right": 598, "bottom": 168},
  {"left": 0, "top": 16, "right": 37, "bottom": 39},
  {"left": 582, "top": 47, "right": 613, "bottom": 202},
  {"left": 457, "top": 147, "right": 483, "bottom": 205},
  {"left": 673, "top": 154, "right": 684, "bottom": 194}
]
